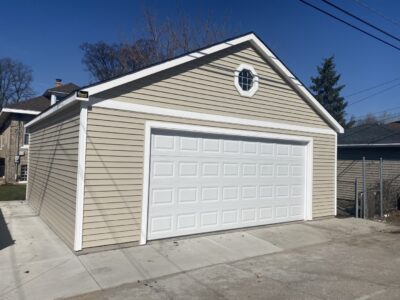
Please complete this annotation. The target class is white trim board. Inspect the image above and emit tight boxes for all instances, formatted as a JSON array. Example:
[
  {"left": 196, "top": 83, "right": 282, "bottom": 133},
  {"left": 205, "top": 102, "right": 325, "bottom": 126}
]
[
  {"left": 25, "top": 92, "right": 89, "bottom": 128},
  {"left": 93, "top": 99, "right": 336, "bottom": 136},
  {"left": 1, "top": 108, "right": 41, "bottom": 115},
  {"left": 25, "top": 94, "right": 76, "bottom": 128},
  {"left": 140, "top": 121, "right": 314, "bottom": 245},
  {"left": 24, "top": 33, "right": 343, "bottom": 133},
  {"left": 74, "top": 101, "right": 88, "bottom": 251},
  {"left": 334, "top": 134, "right": 338, "bottom": 216}
]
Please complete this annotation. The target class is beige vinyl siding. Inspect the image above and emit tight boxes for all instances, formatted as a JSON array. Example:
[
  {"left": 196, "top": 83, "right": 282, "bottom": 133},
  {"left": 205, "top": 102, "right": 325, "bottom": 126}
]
[
  {"left": 97, "top": 43, "right": 333, "bottom": 130},
  {"left": 83, "top": 107, "right": 336, "bottom": 249},
  {"left": 27, "top": 104, "right": 80, "bottom": 249}
]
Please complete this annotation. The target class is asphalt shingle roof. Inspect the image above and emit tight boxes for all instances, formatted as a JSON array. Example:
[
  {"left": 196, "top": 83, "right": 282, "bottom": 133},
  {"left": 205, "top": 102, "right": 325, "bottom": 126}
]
[
  {"left": 338, "top": 123, "right": 400, "bottom": 145},
  {"left": 5, "top": 83, "right": 79, "bottom": 113},
  {"left": 7, "top": 96, "right": 50, "bottom": 111},
  {"left": 44, "top": 83, "right": 79, "bottom": 96}
]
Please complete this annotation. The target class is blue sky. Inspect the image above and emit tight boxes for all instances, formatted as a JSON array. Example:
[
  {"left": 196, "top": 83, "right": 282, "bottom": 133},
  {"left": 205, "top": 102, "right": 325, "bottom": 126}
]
[{"left": 1, "top": 0, "right": 400, "bottom": 121}]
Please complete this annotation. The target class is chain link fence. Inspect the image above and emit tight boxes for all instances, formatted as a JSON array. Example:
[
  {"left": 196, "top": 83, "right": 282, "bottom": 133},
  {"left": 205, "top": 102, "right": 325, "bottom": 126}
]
[{"left": 337, "top": 158, "right": 400, "bottom": 219}]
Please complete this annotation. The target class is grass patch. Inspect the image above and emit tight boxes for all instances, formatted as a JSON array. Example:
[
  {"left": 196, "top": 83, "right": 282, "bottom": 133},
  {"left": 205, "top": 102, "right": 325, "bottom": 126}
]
[{"left": 0, "top": 184, "right": 26, "bottom": 201}]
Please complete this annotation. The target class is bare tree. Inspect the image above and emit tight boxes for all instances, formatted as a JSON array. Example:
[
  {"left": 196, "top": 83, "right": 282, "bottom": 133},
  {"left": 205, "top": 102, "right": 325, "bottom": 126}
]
[
  {"left": 354, "top": 111, "right": 400, "bottom": 127},
  {"left": 0, "top": 58, "right": 34, "bottom": 107},
  {"left": 81, "top": 10, "right": 234, "bottom": 82},
  {"left": 355, "top": 113, "right": 379, "bottom": 126}
]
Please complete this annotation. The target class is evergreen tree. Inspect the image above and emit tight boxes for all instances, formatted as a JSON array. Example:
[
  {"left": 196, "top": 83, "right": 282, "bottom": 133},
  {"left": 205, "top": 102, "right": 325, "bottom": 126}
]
[{"left": 310, "top": 56, "right": 350, "bottom": 128}]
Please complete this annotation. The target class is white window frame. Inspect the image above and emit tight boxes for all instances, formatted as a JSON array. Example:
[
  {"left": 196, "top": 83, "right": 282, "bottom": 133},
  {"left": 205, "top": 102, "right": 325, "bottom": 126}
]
[
  {"left": 19, "top": 164, "right": 28, "bottom": 183},
  {"left": 234, "top": 63, "right": 259, "bottom": 97}
]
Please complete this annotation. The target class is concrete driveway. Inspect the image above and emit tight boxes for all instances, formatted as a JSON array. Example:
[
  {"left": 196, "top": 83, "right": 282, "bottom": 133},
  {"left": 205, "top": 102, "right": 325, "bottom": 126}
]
[{"left": 1, "top": 201, "right": 400, "bottom": 300}]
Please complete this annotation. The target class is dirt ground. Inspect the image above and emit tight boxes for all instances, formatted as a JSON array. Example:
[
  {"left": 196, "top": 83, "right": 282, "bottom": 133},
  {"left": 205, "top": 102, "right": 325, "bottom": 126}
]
[{"left": 385, "top": 210, "right": 400, "bottom": 226}]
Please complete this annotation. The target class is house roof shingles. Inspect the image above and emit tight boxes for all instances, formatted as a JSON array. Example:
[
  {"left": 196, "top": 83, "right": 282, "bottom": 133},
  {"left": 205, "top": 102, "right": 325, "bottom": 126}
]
[
  {"left": 7, "top": 96, "right": 50, "bottom": 111},
  {"left": 5, "top": 82, "right": 79, "bottom": 113},
  {"left": 338, "top": 123, "right": 400, "bottom": 146},
  {"left": 44, "top": 83, "right": 79, "bottom": 97}
]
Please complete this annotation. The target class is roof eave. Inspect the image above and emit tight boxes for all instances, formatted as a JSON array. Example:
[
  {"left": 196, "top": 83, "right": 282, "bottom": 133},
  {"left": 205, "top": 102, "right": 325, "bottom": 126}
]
[
  {"left": 338, "top": 143, "right": 400, "bottom": 148},
  {"left": 0, "top": 111, "right": 10, "bottom": 129},
  {"left": 1, "top": 108, "right": 41, "bottom": 115},
  {"left": 0, "top": 109, "right": 40, "bottom": 129},
  {"left": 25, "top": 92, "right": 89, "bottom": 128}
]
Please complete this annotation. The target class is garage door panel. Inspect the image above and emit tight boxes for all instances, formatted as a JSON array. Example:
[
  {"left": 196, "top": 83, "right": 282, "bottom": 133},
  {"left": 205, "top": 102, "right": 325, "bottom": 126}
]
[
  {"left": 176, "top": 213, "right": 197, "bottom": 230},
  {"left": 152, "top": 133, "right": 305, "bottom": 157},
  {"left": 151, "top": 188, "right": 174, "bottom": 205},
  {"left": 148, "top": 130, "right": 307, "bottom": 240}
]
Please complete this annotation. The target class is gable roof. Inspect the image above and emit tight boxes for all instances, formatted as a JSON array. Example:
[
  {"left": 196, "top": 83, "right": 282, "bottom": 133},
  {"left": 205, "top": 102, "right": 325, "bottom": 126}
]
[
  {"left": 26, "top": 32, "right": 344, "bottom": 133},
  {"left": 339, "top": 123, "right": 400, "bottom": 147}
]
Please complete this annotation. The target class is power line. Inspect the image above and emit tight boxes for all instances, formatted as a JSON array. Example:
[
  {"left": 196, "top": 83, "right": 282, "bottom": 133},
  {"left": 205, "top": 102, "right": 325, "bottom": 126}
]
[
  {"left": 321, "top": 0, "right": 400, "bottom": 43},
  {"left": 212, "top": 51, "right": 399, "bottom": 118},
  {"left": 348, "top": 82, "right": 400, "bottom": 106},
  {"left": 298, "top": 0, "right": 400, "bottom": 52},
  {"left": 205, "top": 47, "right": 400, "bottom": 121},
  {"left": 345, "top": 76, "right": 400, "bottom": 98},
  {"left": 353, "top": 0, "right": 400, "bottom": 28}
]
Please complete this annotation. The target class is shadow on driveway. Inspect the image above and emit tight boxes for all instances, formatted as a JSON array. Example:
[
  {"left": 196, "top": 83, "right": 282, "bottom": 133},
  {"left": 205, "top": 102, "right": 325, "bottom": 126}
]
[{"left": 0, "top": 208, "right": 15, "bottom": 250}]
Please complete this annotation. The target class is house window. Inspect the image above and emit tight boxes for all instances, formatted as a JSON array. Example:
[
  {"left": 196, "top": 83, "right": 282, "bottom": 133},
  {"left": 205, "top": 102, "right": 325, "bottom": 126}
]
[
  {"left": 20, "top": 165, "right": 28, "bottom": 181},
  {"left": 23, "top": 126, "right": 29, "bottom": 146},
  {"left": 238, "top": 69, "right": 254, "bottom": 91},
  {"left": 234, "top": 64, "right": 259, "bottom": 97}
]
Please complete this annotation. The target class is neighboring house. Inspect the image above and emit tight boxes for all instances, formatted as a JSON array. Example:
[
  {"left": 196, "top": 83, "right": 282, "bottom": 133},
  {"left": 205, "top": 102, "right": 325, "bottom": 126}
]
[
  {"left": 25, "top": 32, "right": 343, "bottom": 253},
  {"left": 0, "top": 80, "right": 78, "bottom": 184},
  {"left": 337, "top": 122, "right": 400, "bottom": 216}
]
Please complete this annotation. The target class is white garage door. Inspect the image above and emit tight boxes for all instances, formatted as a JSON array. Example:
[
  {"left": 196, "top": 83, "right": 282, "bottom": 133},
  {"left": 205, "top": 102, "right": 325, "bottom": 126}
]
[{"left": 147, "top": 130, "right": 307, "bottom": 240}]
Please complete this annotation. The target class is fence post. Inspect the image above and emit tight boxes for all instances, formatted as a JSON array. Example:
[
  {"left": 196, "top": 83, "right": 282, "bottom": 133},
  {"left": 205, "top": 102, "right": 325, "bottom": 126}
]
[
  {"left": 380, "top": 158, "right": 384, "bottom": 218},
  {"left": 355, "top": 178, "right": 358, "bottom": 218},
  {"left": 362, "top": 156, "right": 368, "bottom": 219}
]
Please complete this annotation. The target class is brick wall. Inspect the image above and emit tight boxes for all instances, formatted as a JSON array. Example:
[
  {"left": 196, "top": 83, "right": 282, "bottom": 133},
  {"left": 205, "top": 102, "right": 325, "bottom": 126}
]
[{"left": 0, "top": 114, "right": 35, "bottom": 183}]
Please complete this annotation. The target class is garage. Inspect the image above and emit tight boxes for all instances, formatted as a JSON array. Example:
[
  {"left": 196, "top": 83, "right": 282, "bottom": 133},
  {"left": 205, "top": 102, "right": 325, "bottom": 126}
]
[
  {"left": 147, "top": 129, "right": 310, "bottom": 240},
  {"left": 26, "top": 33, "right": 341, "bottom": 252}
]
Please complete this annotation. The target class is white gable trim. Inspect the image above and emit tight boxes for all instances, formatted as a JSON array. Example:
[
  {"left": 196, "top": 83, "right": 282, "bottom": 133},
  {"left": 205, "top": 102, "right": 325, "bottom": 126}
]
[
  {"left": 92, "top": 99, "right": 336, "bottom": 136},
  {"left": 83, "top": 34, "right": 253, "bottom": 96},
  {"left": 82, "top": 33, "right": 343, "bottom": 133},
  {"left": 25, "top": 33, "right": 344, "bottom": 133}
]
